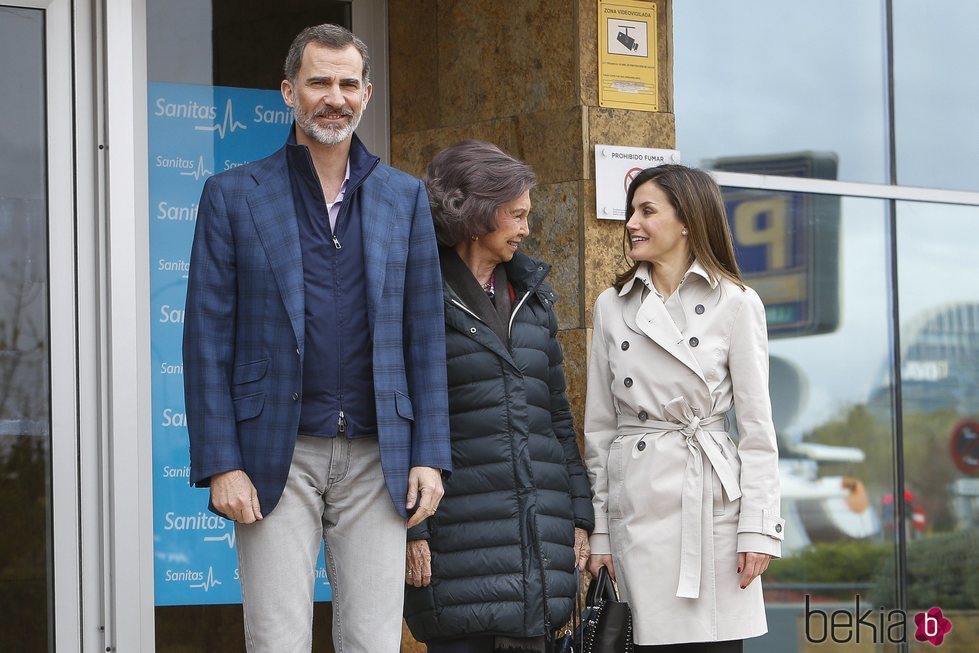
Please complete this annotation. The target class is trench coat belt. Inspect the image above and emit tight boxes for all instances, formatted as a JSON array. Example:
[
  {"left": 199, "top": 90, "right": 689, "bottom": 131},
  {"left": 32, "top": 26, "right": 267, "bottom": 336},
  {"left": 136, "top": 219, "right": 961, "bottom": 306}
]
[{"left": 625, "top": 396, "right": 742, "bottom": 600}]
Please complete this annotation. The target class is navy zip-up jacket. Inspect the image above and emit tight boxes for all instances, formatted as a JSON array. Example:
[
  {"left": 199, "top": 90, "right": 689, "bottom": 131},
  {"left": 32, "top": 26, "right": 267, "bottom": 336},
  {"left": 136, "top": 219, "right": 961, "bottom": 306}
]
[{"left": 287, "top": 130, "right": 378, "bottom": 438}]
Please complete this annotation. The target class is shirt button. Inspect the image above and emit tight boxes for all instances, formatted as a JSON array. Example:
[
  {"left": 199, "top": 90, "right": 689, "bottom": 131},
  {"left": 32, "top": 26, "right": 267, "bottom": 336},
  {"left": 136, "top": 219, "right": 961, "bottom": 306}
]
[
  {"left": 689, "top": 337, "right": 699, "bottom": 347},
  {"left": 296, "top": 348, "right": 300, "bottom": 355},
  {"left": 695, "top": 304, "right": 705, "bottom": 315},
  {"left": 637, "top": 441, "right": 646, "bottom": 452},
  {"left": 624, "top": 377, "right": 633, "bottom": 388},
  {"left": 775, "top": 523, "right": 783, "bottom": 533},
  {"left": 638, "top": 410, "right": 648, "bottom": 421},
  {"left": 292, "top": 392, "right": 300, "bottom": 401},
  {"left": 621, "top": 341, "right": 630, "bottom": 351}
]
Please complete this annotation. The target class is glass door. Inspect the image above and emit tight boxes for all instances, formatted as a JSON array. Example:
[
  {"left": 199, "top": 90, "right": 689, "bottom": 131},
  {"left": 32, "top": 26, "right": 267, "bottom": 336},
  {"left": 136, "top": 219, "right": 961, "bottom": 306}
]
[
  {"left": 0, "top": 1, "right": 79, "bottom": 651},
  {"left": 142, "top": 2, "right": 386, "bottom": 650}
]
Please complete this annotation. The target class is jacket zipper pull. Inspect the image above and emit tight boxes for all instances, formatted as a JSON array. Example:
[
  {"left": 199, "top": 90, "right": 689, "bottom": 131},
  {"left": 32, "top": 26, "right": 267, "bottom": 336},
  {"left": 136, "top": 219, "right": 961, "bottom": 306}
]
[
  {"left": 332, "top": 234, "right": 342, "bottom": 249},
  {"left": 337, "top": 410, "right": 347, "bottom": 434}
]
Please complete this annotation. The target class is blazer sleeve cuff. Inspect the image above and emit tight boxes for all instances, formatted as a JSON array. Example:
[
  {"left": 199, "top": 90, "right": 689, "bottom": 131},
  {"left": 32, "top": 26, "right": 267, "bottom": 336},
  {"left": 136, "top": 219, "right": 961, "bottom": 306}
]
[{"left": 737, "top": 532, "right": 782, "bottom": 558}]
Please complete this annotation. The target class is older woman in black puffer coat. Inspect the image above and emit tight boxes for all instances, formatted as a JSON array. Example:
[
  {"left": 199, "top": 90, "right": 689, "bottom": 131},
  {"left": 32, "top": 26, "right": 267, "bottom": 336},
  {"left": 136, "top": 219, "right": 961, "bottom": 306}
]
[{"left": 403, "top": 141, "right": 594, "bottom": 653}]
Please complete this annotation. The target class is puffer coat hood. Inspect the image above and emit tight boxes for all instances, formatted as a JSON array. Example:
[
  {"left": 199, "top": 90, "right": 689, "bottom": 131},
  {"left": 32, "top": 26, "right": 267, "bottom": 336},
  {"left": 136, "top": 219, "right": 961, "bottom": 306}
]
[{"left": 404, "top": 250, "right": 594, "bottom": 642}]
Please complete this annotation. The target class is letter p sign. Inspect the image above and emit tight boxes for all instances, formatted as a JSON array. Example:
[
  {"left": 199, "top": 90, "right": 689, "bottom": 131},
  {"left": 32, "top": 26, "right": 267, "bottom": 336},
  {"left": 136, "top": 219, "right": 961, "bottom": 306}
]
[{"left": 733, "top": 197, "right": 789, "bottom": 271}]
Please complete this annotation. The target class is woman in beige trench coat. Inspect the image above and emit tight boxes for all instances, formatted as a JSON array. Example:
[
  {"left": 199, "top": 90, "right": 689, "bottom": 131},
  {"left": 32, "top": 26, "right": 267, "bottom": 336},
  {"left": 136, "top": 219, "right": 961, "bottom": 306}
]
[{"left": 584, "top": 165, "right": 784, "bottom": 652}]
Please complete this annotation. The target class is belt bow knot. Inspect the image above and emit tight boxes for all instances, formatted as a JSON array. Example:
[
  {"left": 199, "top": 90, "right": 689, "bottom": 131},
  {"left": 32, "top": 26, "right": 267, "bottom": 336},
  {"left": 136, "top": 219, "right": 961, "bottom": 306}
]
[{"left": 651, "top": 397, "right": 742, "bottom": 599}]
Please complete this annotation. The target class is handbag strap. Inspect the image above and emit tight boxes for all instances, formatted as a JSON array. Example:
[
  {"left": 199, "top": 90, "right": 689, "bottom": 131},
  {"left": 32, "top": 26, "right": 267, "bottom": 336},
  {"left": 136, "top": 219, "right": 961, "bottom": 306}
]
[
  {"left": 585, "top": 565, "right": 619, "bottom": 607},
  {"left": 574, "top": 567, "right": 583, "bottom": 651}
]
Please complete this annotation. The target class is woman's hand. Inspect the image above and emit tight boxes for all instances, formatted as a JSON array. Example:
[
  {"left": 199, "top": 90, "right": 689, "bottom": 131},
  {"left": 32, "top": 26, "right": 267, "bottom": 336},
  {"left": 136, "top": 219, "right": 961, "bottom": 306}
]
[
  {"left": 588, "top": 554, "right": 615, "bottom": 581},
  {"left": 737, "top": 551, "right": 772, "bottom": 589},
  {"left": 573, "top": 528, "right": 590, "bottom": 571},
  {"left": 406, "top": 540, "right": 433, "bottom": 587}
]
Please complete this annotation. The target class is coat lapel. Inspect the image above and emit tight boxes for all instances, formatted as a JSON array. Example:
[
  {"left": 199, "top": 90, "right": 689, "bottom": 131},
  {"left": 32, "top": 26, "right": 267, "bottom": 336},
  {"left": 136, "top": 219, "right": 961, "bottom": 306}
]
[
  {"left": 620, "top": 269, "right": 707, "bottom": 385},
  {"left": 246, "top": 150, "right": 305, "bottom": 350},
  {"left": 360, "top": 169, "right": 396, "bottom": 330}
]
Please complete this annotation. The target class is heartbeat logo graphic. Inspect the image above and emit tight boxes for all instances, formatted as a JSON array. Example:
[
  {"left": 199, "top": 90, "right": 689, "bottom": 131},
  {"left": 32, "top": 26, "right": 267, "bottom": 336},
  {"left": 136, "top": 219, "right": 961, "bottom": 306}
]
[
  {"left": 190, "top": 566, "right": 222, "bottom": 592},
  {"left": 204, "top": 528, "right": 237, "bottom": 549},
  {"left": 195, "top": 99, "right": 247, "bottom": 139},
  {"left": 178, "top": 155, "right": 213, "bottom": 180}
]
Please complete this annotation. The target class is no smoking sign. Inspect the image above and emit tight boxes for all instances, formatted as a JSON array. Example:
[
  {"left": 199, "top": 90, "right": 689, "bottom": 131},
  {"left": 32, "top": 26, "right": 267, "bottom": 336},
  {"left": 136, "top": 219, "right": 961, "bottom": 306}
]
[{"left": 950, "top": 418, "right": 979, "bottom": 475}]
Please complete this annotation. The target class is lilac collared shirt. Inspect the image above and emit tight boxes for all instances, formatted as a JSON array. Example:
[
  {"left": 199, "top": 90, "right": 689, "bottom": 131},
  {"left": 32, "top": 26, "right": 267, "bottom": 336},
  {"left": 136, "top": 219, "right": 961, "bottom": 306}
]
[{"left": 326, "top": 159, "right": 351, "bottom": 231}]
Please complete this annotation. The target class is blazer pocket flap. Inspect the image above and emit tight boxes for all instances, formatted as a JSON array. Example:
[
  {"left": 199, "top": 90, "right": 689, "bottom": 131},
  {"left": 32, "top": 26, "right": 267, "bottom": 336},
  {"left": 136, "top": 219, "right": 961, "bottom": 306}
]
[
  {"left": 738, "top": 508, "right": 786, "bottom": 541},
  {"left": 232, "top": 392, "right": 265, "bottom": 422},
  {"left": 394, "top": 391, "right": 414, "bottom": 421},
  {"left": 233, "top": 358, "right": 269, "bottom": 385}
]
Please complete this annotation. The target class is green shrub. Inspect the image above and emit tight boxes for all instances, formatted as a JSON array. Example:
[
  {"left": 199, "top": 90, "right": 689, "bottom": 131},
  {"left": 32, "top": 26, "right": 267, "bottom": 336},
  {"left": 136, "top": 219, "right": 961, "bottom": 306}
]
[
  {"left": 873, "top": 528, "right": 979, "bottom": 609},
  {"left": 768, "top": 540, "right": 891, "bottom": 585}
]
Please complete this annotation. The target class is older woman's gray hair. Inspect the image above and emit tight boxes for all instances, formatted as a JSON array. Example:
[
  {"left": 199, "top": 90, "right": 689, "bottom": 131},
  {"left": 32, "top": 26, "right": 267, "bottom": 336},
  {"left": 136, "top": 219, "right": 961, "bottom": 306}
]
[{"left": 424, "top": 140, "right": 536, "bottom": 246}]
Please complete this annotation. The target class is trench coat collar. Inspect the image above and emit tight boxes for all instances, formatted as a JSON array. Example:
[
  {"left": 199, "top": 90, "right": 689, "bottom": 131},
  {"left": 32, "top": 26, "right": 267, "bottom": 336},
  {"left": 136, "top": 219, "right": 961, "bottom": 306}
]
[
  {"left": 617, "top": 260, "right": 717, "bottom": 298},
  {"left": 620, "top": 263, "right": 708, "bottom": 385}
]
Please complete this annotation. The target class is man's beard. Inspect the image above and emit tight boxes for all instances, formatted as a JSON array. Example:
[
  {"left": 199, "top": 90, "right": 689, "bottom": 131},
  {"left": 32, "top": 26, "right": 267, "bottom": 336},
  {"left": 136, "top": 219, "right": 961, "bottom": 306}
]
[{"left": 292, "top": 102, "right": 362, "bottom": 146}]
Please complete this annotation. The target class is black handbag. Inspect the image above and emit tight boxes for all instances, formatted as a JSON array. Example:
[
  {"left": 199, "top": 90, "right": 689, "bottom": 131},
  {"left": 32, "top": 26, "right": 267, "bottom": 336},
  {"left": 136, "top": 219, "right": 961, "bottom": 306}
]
[{"left": 581, "top": 567, "right": 633, "bottom": 653}]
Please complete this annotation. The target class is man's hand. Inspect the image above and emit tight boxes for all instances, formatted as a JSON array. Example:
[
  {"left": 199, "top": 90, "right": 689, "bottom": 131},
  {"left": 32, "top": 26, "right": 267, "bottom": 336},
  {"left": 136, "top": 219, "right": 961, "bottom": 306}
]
[
  {"left": 211, "top": 469, "right": 263, "bottom": 524},
  {"left": 405, "top": 540, "right": 433, "bottom": 587},
  {"left": 588, "top": 554, "right": 615, "bottom": 581},
  {"left": 573, "top": 528, "right": 590, "bottom": 571},
  {"left": 405, "top": 466, "right": 444, "bottom": 528},
  {"left": 737, "top": 551, "right": 772, "bottom": 589}
]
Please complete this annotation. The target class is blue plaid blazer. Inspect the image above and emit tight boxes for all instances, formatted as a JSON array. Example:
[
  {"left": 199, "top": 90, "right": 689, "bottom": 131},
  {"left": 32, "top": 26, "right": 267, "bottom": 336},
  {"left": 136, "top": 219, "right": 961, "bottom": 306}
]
[{"left": 183, "top": 135, "right": 451, "bottom": 518}]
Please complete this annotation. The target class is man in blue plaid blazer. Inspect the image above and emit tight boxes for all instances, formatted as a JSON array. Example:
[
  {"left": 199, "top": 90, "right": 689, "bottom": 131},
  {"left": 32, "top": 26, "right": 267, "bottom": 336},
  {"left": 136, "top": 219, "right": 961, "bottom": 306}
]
[{"left": 183, "top": 24, "right": 451, "bottom": 652}]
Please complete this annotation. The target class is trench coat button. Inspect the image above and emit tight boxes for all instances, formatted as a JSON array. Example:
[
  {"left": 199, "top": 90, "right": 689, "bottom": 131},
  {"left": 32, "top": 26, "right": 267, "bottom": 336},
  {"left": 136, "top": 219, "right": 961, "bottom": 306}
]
[
  {"left": 637, "top": 441, "right": 646, "bottom": 452},
  {"left": 638, "top": 410, "right": 648, "bottom": 421},
  {"left": 292, "top": 392, "right": 300, "bottom": 401},
  {"left": 470, "top": 327, "right": 477, "bottom": 334},
  {"left": 695, "top": 304, "right": 705, "bottom": 315},
  {"left": 621, "top": 341, "right": 630, "bottom": 351},
  {"left": 775, "top": 523, "right": 783, "bottom": 533},
  {"left": 623, "top": 377, "right": 633, "bottom": 388},
  {"left": 689, "top": 337, "right": 700, "bottom": 347}
]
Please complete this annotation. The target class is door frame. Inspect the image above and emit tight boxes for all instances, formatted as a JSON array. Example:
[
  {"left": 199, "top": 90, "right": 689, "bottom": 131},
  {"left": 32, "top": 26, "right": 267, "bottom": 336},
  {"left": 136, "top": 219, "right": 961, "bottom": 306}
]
[{"left": 101, "top": 0, "right": 157, "bottom": 650}]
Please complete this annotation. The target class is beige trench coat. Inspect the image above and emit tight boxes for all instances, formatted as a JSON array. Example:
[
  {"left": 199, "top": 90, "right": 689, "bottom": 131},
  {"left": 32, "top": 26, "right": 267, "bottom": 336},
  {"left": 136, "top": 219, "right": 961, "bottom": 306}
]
[{"left": 584, "top": 262, "right": 784, "bottom": 646}]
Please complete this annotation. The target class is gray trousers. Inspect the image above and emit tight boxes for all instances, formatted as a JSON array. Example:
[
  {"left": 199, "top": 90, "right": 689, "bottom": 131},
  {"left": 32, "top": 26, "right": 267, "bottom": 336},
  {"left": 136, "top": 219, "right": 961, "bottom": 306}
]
[{"left": 235, "top": 435, "right": 407, "bottom": 652}]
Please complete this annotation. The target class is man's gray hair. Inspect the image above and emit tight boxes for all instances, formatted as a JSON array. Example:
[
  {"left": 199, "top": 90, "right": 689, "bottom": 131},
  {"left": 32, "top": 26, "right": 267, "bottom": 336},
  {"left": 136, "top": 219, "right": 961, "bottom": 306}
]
[
  {"left": 283, "top": 24, "right": 371, "bottom": 84},
  {"left": 425, "top": 141, "right": 536, "bottom": 247}
]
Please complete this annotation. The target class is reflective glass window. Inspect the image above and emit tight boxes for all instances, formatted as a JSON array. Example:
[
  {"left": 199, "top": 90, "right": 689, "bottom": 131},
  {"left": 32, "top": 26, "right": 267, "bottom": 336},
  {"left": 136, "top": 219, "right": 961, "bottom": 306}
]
[
  {"left": 674, "top": 2, "right": 889, "bottom": 184},
  {"left": 896, "top": 202, "right": 979, "bottom": 618},
  {"left": 893, "top": 1, "right": 979, "bottom": 192},
  {"left": 0, "top": 7, "right": 52, "bottom": 651},
  {"left": 726, "top": 190, "right": 899, "bottom": 651}
]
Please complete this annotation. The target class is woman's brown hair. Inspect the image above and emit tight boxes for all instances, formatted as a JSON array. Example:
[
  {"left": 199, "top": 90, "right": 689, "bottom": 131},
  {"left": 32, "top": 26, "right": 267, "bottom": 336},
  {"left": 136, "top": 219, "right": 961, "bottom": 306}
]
[{"left": 613, "top": 164, "right": 744, "bottom": 291}]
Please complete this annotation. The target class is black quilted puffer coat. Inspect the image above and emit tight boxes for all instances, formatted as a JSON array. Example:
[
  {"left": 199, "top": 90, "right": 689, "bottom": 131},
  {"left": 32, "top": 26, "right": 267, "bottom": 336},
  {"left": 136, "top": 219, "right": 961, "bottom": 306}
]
[{"left": 404, "top": 250, "right": 594, "bottom": 643}]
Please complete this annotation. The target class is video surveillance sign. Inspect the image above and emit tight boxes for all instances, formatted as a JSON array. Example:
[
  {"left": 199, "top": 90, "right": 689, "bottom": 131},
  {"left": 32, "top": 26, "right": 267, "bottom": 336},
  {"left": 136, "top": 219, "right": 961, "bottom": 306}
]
[{"left": 598, "top": 0, "right": 659, "bottom": 111}]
